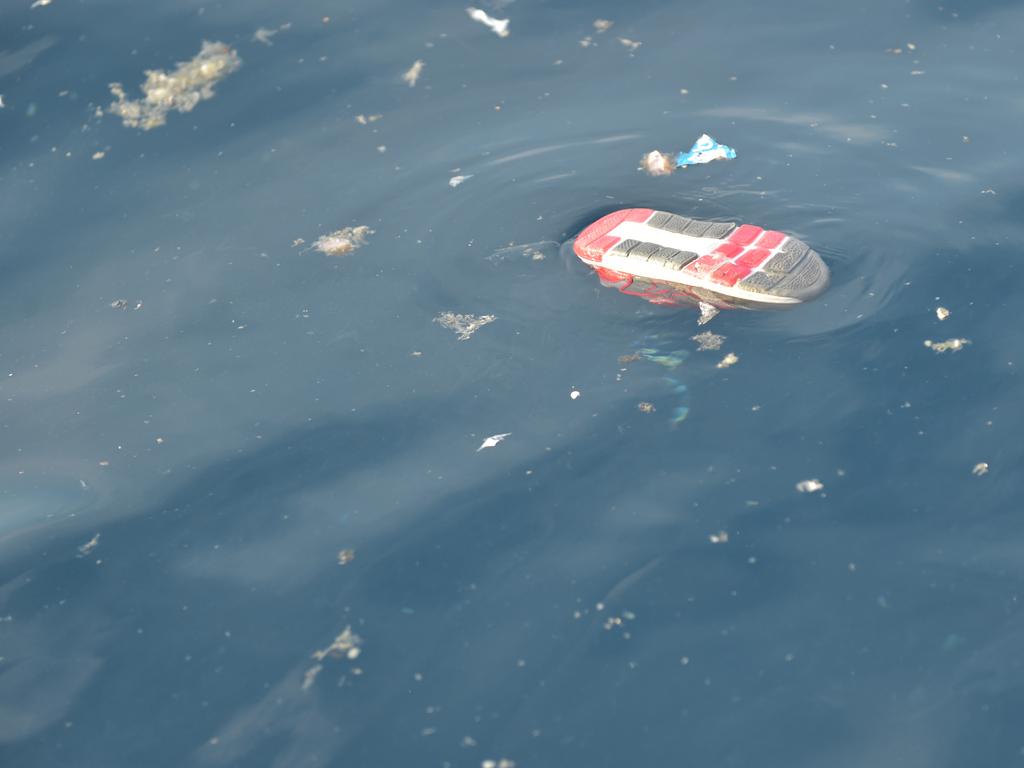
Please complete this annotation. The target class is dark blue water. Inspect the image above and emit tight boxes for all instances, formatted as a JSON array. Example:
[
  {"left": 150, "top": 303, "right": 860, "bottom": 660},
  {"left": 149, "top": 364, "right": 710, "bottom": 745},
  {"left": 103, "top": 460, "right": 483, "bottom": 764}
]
[{"left": 2, "top": 1, "right": 1023, "bottom": 765}]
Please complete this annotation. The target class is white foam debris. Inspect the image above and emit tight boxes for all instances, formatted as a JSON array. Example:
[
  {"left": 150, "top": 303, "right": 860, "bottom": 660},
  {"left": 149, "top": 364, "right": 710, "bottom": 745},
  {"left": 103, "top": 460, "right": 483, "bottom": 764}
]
[
  {"left": 972, "top": 462, "right": 989, "bottom": 476},
  {"left": 252, "top": 23, "right": 291, "bottom": 46},
  {"left": 402, "top": 59, "right": 425, "bottom": 87},
  {"left": 795, "top": 479, "right": 824, "bottom": 493},
  {"left": 935, "top": 306, "right": 950, "bottom": 320},
  {"left": 449, "top": 174, "right": 473, "bottom": 188},
  {"left": 640, "top": 150, "right": 674, "bottom": 176},
  {"left": 924, "top": 338, "right": 970, "bottom": 353},
  {"left": 477, "top": 433, "right": 511, "bottom": 452},
  {"left": 78, "top": 533, "right": 100, "bottom": 556},
  {"left": 697, "top": 302, "right": 719, "bottom": 325},
  {"left": 466, "top": 7, "right": 510, "bottom": 38},
  {"left": 593, "top": 19, "right": 614, "bottom": 33},
  {"left": 434, "top": 311, "right": 495, "bottom": 340},
  {"left": 312, "top": 225, "right": 374, "bottom": 257},
  {"left": 618, "top": 37, "right": 642, "bottom": 51},
  {"left": 31, "top": 0, "right": 54, "bottom": 7},
  {"left": 107, "top": 41, "right": 241, "bottom": 130},
  {"left": 716, "top": 352, "right": 739, "bottom": 369},
  {"left": 692, "top": 331, "right": 725, "bottom": 351},
  {"left": 569, "top": 389, "right": 581, "bottom": 400},
  {"left": 355, "top": 113, "right": 382, "bottom": 125},
  {"left": 708, "top": 531, "right": 729, "bottom": 544}
]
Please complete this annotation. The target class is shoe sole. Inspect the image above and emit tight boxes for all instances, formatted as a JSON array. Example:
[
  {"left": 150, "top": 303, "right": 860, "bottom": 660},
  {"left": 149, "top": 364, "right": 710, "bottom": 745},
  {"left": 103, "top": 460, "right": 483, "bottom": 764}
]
[{"left": 573, "top": 208, "right": 830, "bottom": 308}]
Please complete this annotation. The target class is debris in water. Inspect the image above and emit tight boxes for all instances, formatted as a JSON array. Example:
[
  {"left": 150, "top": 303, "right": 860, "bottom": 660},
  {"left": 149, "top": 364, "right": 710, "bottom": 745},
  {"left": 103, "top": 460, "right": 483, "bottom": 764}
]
[
  {"left": 355, "top": 113, "right": 382, "bottom": 125},
  {"left": 312, "top": 225, "right": 373, "bottom": 257},
  {"left": 697, "top": 302, "right": 719, "bottom": 325},
  {"left": 449, "top": 174, "right": 473, "bottom": 188},
  {"left": 677, "top": 133, "right": 737, "bottom": 167},
  {"left": 477, "top": 433, "right": 511, "bottom": 452},
  {"left": 691, "top": 331, "right": 725, "bottom": 351},
  {"left": 487, "top": 242, "right": 556, "bottom": 263},
  {"left": 0, "top": 95, "right": 4, "bottom": 108},
  {"left": 107, "top": 41, "right": 242, "bottom": 130},
  {"left": 569, "top": 389, "right": 581, "bottom": 400},
  {"left": 972, "top": 462, "right": 989, "bottom": 477},
  {"left": 110, "top": 299, "right": 143, "bottom": 310},
  {"left": 618, "top": 38, "right": 642, "bottom": 51},
  {"left": 78, "top": 533, "right": 100, "bottom": 556},
  {"left": 708, "top": 531, "right": 729, "bottom": 544},
  {"left": 716, "top": 352, "right": 739, "bottom": 369},
  {"left": 31, "top": 0, "right": 53, "bottom": 6},
  {"left": 434, "top": 311, "right": 495, "bottom": 340},
  {"left": 91, "top": 150, "right": 106, "bottom": 160},
  {"left": 481, "top": 760, "right": 516, "bottom": 768},
  {"left": 252, "top": 23, "right": 291, "bottom": 46},
  {"left": 935, "top": 306, "right": 950, "bottom": 321},
  {"left": 593, "top": 19, "right": 614, "bottom": 33},
  {"left": 924, "top": 338, "right": 970, "bottom": 353},
  {"left": 579, "top": 36, "right": 595, "bottom": 48},
  {"left": 402, "top": 60, "right": 425, "bottom": 87},
  {"left": 637, "top": 402, "right": 656, "bottom": 414},
  {"left": 795, "top": 479, "right": 824, "bottom": 493},
  {"left": 301, "top": 664, "right": 323, "bottom": 690},
  {"left": 466, "top": 7, "right": 510, "bottom": 38},
  {"left": 639, "top": 150, "right": 675, "bottom": 176},
  {"left": 312, "top": 626, "right": 362, "bottom": 662},
  {"left": 337, "top": 548, "right": 356, "bottom": 566}
]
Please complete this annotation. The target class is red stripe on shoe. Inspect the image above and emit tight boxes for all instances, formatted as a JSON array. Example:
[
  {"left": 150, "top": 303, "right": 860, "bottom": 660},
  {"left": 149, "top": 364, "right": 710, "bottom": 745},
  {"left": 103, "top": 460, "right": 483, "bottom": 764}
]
[
  {"left": 713, "top": 242, "right": 743, "bottom": 259},
  {"left": 711, "top": 262, "right": 751, "bottom": 286},
  {"left": 574, "top": 208, "right": 653, "bottom": 262},
  {"left": 756, "top": 230, "right": 786, "bottom": 249},
  {"left": 728, "top": 224, "right": 763, "bottom": 246},
  {"left": 736, "top": 247, "right": 772, "bottom": 268}
]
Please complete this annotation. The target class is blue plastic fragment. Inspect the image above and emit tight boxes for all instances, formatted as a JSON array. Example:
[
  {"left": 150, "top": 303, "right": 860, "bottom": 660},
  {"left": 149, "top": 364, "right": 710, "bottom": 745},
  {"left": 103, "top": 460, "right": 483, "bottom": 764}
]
[{"left": 676, "top": 133, "right": 737, "bottom": 167}]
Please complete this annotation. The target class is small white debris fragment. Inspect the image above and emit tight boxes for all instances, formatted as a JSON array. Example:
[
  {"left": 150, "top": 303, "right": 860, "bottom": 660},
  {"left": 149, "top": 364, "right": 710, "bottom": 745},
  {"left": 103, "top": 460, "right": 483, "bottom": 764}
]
[
  {"left": 691, "top": 331, "right": 725, "bottom": 351},
  {"left": 252, "top": 23, "right": 290, "bottom": 46},
  {"left": 91, "top": 150, "right": 106, "bottom": 160},
  {"left": 355, "top": 113, "right": 382, "bottom": 125},
  {"left": 708, "top": 531, "right": 729, "bottom": 544},
  {"left": 579, "top": 36, "right": 594, "bottom": 48},
  {"left": 618, "top": 37, "right": 642, "bottom": 51},
  {"left": 569, "top": 389, "right": 581, "bottom": 400},
  {"left": 311, "top": 626, "right": 362, "bottom": 662},
  {"left": 31, "top": 0, "right": 53, "bottom": 7},
  {"left": 972, "top": 462, "right": 989, "bottom": 477},
  {"left": 935, "top": 306, "right": 950, "bottom": 321},
  {"left": 466, "top": 7, "right": 510, "bottom": 38},
  {"left": 402, "top": 60, "right": 425, "bottom": 87},
  {"left": 593, "top": 19, "right": 614, "bottom": 33},
  {"left": 301, "top": 664, "right": 323, "bottom": 690},
  {"left": 697, "top": 302, "right": 719, "bottom": 325},
  {"left": 312, "top": 225, "right": 373, "bottom": 257},
  {"left": 78, "top": 533, "right": 100, "bottom": 556},
  {"left": 795, "top": 479, "right": 824, "bottom": 493},
  {"left": 716, "top": 352, "right": 739, "bottom": 369},
  {"left": 637, "top": 402, "right": 656, "bottom": 413},
  {"left": 639, "top": 150, "right": 674, "bottom": 176},
  {"left": 434, "top": 311, "right": 496, "bottom": 340},
  {"left": 449, "top": 174, "right": 473, "bottom": 188},
  {"left": 376, "top": 145, "right": 387, "bottom": 153},
  {"left": 477, "top": 433, "right": 511, "bottom": 452},
  {"left": 924, "top": 338, "right": 970, "bottom": 353},
  {"left": 337, "top": 548, "right": 355, "bottom": 565},
  {"left": 0, "top": 95, "right": 5, "bottom": 108},
  {"left": 107, "top": 41, "right": 241, "bottom": 130}
]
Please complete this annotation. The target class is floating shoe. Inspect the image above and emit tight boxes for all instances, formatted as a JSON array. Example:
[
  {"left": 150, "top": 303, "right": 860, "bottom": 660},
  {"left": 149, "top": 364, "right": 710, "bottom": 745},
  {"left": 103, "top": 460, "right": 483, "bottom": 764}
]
[{"left": 573, "top": 208, "right": 829, "bottom": 309}]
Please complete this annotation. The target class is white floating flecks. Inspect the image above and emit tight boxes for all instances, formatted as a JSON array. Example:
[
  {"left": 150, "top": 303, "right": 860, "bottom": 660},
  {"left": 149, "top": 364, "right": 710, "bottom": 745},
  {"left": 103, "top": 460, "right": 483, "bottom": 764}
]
[
  {"left": 618, "top": 37, "right": 642, "bottom": 51},
  {"left": 924, "top": 338, "right": 970, "bottom": 353},
  {"left": 972, "top": 462, "right": 989, "bottom": 477},
  {"left": 935, "top": 306, "right": 950, "bottom": 321},
  {"left": 252, "top": 23, "right": 291, "bottom": 46},
  {"left": 692, "top": 331, "right": 725, "bottom": 351},
  {"left": 31, "top": 0, "right": 54, "bottom": 7},
  {"left": 402, "top": 60, "right": 425, "bottom": 87},
  {"left": 593, "top": 19, "right": 614, "bottom": 33},
  {"left": 78, "top": 533, "right": 100, "bottom": 556},
  {"left": 312, "top": 226, "right": 373, "bottom": 257},
  {"left": 697, "top": 302, "right": 719, "bottom": 325},
  {"left": 107, "top": 41, "right": 241, "bottom": 130},
  {"left": 795, "top": 479, "right": 824, "bottom": 493},
  {"left": 477, "top": 433, "right": 511, "bottom": 452},
  {"left": 466, "top": 7, "right": 510, "bottom": 38},
  {"left": 434, "top": 311, "right": 495, "bottom": 340},
  {"left": 449, "top": 174, "right": 473, "bottom": 188}
]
